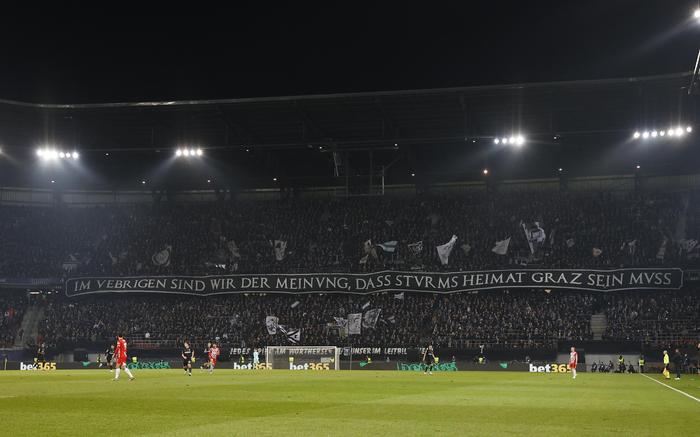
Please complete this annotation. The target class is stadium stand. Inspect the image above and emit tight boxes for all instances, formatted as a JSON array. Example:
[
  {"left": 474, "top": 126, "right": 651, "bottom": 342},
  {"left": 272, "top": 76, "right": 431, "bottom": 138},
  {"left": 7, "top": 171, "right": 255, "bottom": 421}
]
[
  {"left": 0, "top": 190, "right": 690, "bottom": 279},
  {"left": 0, "top": 295, "right": 27, "bottom": 348},
  {"left": 1, "top": 188, "right": 699, "bottom": 354}
]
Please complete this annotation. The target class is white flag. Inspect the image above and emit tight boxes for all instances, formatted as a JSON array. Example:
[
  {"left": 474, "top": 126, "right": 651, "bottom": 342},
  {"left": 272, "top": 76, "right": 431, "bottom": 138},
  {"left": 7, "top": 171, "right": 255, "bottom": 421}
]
[
  {"left": 656, "top": 238, "right": 668, "bottom": 260},
  {"left": 152, "top": 245, "right": 172, "bottom": 267},
  {"left": 436, "top": 235, "right": 458, "bottom": 265},
  {"left": 362, "top": 309, "right": 382, "bottom": 329},
  {"left": 227, "top": 240, "right": 241, "bottom": 258},
  {"left": 394, "top": 292, "right": 405, "bottom": 300},
  {"left": 348, "top": 313, "right": 362, "bottom": 335},
  {"left": 377, "top": 241, "right": 398, "bottom": 253},
  {"left": 592, "top": 247, "right": 603, "bottom": 257},
  {"left": 273, "top": 240, "right": 287, "bottom": 261},
  {"left": 363, "top": 239, "right": 378, "bottom": 260},
  {"left": 265, "top": 316, "right": 278, "bottom": 335},
  {"left": 491, "top": 238, "right": 511, "bottom": 256}
]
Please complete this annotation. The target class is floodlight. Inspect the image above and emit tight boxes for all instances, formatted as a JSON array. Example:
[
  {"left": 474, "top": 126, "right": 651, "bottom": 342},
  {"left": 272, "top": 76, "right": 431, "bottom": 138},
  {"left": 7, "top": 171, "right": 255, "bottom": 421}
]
[{"left": 633, "top": 132, "right": 640, "bottom": 139}]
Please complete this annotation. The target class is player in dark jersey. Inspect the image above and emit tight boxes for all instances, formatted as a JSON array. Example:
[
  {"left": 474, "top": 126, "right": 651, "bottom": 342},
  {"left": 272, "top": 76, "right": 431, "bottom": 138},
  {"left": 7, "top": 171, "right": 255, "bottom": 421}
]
[
  {"left": 200, "top": 342, "right": 212, "bottom": 371},
  {"left": 105, "top": 345, "right": 115, "bottom": 371},
  {"left": 35, "top": 343, "right": 46, "bottom": 364},
  {"left": 422, "top": 344, "right": 436, "bottom": 375},
  {"left": 182, "top": 341, "right": 194, "bottom": 376}
]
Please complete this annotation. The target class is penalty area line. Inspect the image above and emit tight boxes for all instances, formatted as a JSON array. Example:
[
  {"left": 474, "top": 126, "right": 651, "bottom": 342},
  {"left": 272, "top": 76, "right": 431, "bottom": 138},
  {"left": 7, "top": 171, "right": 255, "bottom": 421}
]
[{"left": 640, "top": 373, "right": 700, "bottom": 404}]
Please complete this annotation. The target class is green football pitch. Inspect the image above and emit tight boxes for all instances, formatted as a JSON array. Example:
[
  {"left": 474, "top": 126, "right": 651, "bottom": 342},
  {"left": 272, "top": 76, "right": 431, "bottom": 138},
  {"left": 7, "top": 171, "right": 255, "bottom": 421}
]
[{"left": 0, "top": 370, "right": 698, "bottom": 436}]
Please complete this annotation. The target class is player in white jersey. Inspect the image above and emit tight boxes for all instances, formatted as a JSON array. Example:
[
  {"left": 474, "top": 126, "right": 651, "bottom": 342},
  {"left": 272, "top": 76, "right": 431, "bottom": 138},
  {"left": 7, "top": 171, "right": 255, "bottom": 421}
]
[{"left": 569, "top": 346, "right": 578, "bottom": 379}]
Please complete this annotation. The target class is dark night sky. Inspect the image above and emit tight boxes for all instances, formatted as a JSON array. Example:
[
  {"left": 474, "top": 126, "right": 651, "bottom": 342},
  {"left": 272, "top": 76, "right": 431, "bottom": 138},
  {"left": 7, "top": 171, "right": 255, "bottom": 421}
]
[{"left": 1, "top": 1, "right": 699, "bottom": 104}]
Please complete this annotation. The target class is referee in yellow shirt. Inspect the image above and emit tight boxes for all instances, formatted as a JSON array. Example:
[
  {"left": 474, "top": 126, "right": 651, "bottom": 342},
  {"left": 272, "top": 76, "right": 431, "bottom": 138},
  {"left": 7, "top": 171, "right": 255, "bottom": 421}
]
[{"left": 662, "top": 350, "right": 670, "bottom": 379}]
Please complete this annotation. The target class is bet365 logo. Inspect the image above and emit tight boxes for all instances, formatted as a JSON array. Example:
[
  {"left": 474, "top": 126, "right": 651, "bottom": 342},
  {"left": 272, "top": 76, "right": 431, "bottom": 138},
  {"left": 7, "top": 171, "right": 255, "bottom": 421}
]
[
  {"left": 20, "top": 362, "right": 56, "bottom": 371},
  {"left": 289, "top": 362, "right": 330, "bottom": 370},
  {"left": 529, "top": 363, "right": 570, "bottom": 373}
]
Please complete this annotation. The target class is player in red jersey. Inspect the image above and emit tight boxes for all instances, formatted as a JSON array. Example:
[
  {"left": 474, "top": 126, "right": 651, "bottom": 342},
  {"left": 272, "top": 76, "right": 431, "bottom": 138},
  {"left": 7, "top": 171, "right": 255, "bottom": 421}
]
[
  {"left": 208, "top": 342, "right": 220, "bottom": 373},
  {"left": 113, "top": 334, "right": 135, "bottom": 381},
  {"left": 569, "top": 346, "right": 578, "bottom": 379}
]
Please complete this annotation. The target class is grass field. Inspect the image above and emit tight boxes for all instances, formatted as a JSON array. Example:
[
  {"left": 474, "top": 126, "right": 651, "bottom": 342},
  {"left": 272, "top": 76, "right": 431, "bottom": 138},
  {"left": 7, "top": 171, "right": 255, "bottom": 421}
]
[{"left": 0, "top": 369, "right": 698, "bottom": 436}]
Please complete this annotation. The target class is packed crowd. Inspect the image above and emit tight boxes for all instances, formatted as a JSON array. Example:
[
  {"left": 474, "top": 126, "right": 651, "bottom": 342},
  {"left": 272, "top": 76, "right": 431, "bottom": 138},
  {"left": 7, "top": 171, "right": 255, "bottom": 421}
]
[
  {"left": 0, "top": 295, "right": 27, "bottom": 348},
  {"left": 0, "top": 190, "right": 692, "bottom": 279},
  {"left": 603, "top": 291, "right": 700, "bottom": 346},
  {"left": 34, "top": 289, "right": 700, "bottom": 352},
  {"left": 36, "top": 290, "right": 596, "bottom": 350}
]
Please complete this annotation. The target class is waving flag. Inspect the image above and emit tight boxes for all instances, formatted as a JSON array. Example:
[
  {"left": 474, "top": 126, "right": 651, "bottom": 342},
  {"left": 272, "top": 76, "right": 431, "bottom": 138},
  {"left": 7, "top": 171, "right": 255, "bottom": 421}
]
[
  {"left": 377, "top": 241, "right": 398, "bottom": 253},
  {"left": 152, "top": 245, "right": 172, "bottom": 267},
  {"left": 436, "top": 235, "right": 458, "bottom": 265},
  {"left": 492, "top": 238, "right": 511, "bottom": 256}
]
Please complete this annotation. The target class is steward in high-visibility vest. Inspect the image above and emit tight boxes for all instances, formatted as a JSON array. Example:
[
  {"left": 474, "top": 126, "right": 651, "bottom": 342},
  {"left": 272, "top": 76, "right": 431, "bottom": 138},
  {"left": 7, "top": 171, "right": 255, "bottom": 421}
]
[{"left": 662, "top": 351, "right": 670, "bottom": 379}]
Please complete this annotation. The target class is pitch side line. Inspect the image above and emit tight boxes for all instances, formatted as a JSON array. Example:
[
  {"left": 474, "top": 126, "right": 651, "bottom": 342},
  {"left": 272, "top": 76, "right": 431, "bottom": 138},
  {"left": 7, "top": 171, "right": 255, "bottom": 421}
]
[{"left": 640, "top": 373, "right": 700, "bottom": 404}]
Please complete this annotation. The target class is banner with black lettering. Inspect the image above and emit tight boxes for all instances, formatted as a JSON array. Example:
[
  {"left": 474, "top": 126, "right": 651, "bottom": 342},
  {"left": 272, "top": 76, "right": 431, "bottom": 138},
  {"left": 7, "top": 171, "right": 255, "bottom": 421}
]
[{"left": 64, "top": 268, "right": 683, "bottom": 297}]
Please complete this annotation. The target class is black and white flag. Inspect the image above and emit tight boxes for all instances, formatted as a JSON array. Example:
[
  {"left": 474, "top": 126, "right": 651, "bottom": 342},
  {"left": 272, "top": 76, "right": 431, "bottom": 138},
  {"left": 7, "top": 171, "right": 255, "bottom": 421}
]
[
  {"left": 333, "top": 317, "right": 348, "bottom": 328},
  {"left": 521, "top": 221, "right": 546, "bottom": 254},
  {"left": 278, "top": 325, "right": 301, "bottom": 344},
  {"left": 408, "top": 241, "right": 423, "bottom": 255},
  {"left": 273, "top": 240, "right": 287, "bottom": 261},
  {"left": 679, "top": 239, "right": 698, "bottom": 255},
  {"left": 621, "top": 239, "right": 637, "bottom": 256},
  {"left": 363, "top": 308, "right": 382, "bottom": 329},
  {"left": 348, "top": 313, "right": 362, "bottom": 335},
  {"left": 265, "top": 316, "right": 279, "bottom": 335}
]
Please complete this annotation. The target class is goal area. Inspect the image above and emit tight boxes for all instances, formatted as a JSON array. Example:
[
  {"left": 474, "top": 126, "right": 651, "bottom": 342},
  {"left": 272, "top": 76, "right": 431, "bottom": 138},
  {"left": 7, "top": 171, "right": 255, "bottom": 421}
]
[{"left": 265, "top": 346, "right": 340, "bottom": 370}]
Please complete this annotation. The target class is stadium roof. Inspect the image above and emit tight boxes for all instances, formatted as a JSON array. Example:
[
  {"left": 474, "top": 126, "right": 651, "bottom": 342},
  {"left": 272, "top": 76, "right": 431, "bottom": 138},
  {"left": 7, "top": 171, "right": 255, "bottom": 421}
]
[
  {"left": 0, "top": 72, "right": 697, "bottom": 191},
  {"left": 0, "top": 72, "right": 694, "bottom": 153}
]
